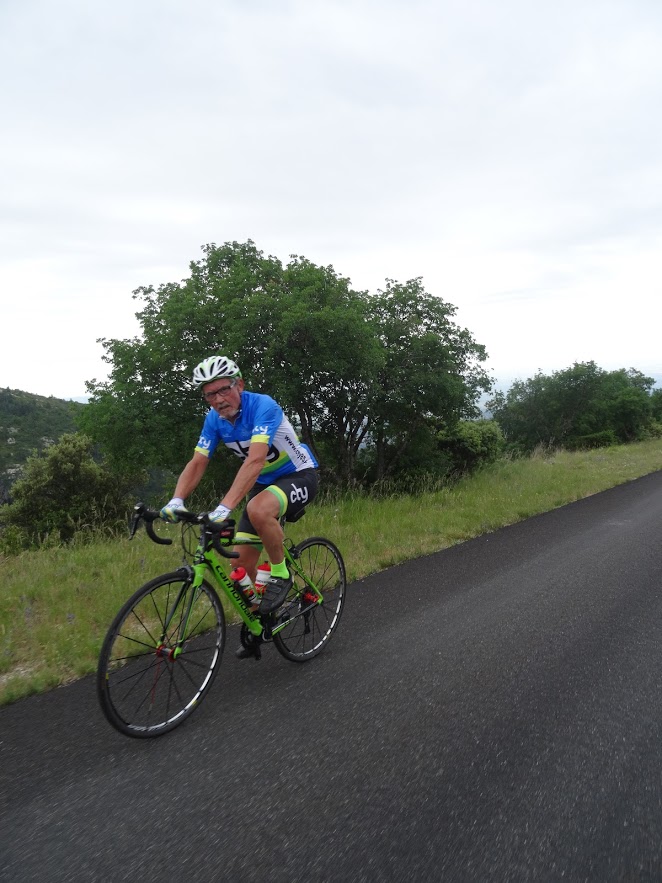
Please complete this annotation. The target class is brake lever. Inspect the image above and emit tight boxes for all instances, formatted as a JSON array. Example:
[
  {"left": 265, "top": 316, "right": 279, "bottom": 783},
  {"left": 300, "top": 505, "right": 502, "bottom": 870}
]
[
  {"left": 129, "top": 501, "right": 173, "bottom": 546},
  {"left": 128, "top": 502, "right": 146, "bottom": 540},
  {"left": 129, "top": 512, "right": 140, "bottom": 540},
  {"left": 205, "top": 517, "right": 240, "bottom": 559}
]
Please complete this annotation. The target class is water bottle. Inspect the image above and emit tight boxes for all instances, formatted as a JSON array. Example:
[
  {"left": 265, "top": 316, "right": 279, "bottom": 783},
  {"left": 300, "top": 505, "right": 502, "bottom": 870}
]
[
  {"left": 230, "top": 566, "right": 257, "bottom": 605},
  {"left": 254, "top": 563, "right": 271, "bottom": 600}
]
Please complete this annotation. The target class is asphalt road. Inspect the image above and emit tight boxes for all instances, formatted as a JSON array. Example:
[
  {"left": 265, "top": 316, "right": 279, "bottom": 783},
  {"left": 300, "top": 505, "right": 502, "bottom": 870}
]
[{"left": 2, "top": 471, "right": 662, "bottom": 882}]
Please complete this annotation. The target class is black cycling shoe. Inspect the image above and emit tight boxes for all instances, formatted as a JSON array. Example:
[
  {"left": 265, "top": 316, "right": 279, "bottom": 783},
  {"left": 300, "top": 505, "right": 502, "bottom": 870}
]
[
  {"left": 235, "top": 635, "right": 263, "bottom": 660},
  {"left": 259, "top": 575, "right": 293, "bottom": 614},
  {"left": 235, "top": 644, "right": 258, "bottom": 660}
]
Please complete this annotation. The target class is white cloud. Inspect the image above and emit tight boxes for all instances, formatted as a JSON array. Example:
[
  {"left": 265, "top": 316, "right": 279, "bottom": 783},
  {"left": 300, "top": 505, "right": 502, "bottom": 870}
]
[{"left": 1, "top": 0, "right": 661, "bottom": 397}]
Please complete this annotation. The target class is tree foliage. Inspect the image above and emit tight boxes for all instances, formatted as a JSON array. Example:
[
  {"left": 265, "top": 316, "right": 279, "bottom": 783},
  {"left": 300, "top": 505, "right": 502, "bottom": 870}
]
[
  {"left": 487, "top": 362, "right": 657, "bottom": 452},
  {"left": 363, "top": 279, "right": 491, "bottom": 482},
  {"left": 0, "top": 433, "right": 138, "bottom": 549},
  {"left": 81, "top": 240, "right": 492, "bottom": 489},
  {"left": 650, "top": 388, "right": 662, "bottom": 423},
  {"left": 436, "top": 419, "right": 504, "bottom": 475}
]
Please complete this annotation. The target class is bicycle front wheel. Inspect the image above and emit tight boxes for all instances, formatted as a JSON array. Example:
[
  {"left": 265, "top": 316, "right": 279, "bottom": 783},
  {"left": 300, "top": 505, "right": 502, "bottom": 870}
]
[
  {"left": 97, "top": 571, "right": 225, "bottom": 738},
  {"left": 273, "top": 537, "right": 346, "bottom": 662}
]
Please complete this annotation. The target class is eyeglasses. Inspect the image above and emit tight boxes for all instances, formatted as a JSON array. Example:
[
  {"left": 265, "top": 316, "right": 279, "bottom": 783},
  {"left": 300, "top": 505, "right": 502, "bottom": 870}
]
[{"left": 203, "top": 379, "right": 238, "bottom": 401}]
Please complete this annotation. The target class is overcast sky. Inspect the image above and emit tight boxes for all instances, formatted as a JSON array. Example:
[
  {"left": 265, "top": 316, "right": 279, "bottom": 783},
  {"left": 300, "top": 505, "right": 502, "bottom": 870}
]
[{"left": 1, "top": 0, "right": 661, "bottom": 400}]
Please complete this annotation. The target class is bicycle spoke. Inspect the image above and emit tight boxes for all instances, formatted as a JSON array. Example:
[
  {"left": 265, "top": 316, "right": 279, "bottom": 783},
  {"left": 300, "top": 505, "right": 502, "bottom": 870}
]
[
  {"left": 113, "top": 633, "right": 158, "bottom": 655},
  {"left": 113, "top": 658, "right": 163, "bottom": 703},
  {"left": 97, "top": 575, "right": 225, "bottom": 737},
  {"left": 273, "top": 538, "right": 346, "bottom": 662},
  {"left": 177, "top": 653, "right": 219, "bottom": 671}
]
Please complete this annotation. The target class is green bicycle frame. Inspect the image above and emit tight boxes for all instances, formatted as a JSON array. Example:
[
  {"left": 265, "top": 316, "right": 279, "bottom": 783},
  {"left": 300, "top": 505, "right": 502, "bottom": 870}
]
[{"left": 176, "top": 535, "right": 325, "bottom": 642}]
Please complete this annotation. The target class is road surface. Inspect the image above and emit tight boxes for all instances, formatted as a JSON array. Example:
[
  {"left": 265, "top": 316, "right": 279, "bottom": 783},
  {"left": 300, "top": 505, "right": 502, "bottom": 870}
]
[{"left": 2, "top": 471, "right": 662, "bottom": 881}]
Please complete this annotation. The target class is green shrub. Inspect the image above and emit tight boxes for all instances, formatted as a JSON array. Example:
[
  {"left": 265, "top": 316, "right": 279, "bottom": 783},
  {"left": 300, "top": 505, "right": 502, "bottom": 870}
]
[
  {"left": 566, "top": 430, "right": 618, "bottom": 450},
  {"left": 488, "top": 363, "right": 657, "bottom": 452},
  {"left": 0, "top": 433, "right": 138, "bottom": 551},
  {"left": 437, "top": 419, "right": 504, "bottom": 474}
]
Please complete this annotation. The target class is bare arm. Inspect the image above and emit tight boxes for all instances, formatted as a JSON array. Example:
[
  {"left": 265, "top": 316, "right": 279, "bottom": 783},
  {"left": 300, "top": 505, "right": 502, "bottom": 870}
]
[{"left": 173, "top": 452, "right": 210, "bottom": 501}]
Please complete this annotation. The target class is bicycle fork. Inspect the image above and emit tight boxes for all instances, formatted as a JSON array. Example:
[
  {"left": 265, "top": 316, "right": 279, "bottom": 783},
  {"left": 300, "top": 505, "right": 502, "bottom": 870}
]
[{"left": 155, "top": 565, "right": 208, "bottom": 660}]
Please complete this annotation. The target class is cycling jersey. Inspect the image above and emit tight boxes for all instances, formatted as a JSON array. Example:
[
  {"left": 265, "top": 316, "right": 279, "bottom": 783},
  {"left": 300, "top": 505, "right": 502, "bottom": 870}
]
[{"left": 194, "top": 390, "right": 318, "bottom": 484}]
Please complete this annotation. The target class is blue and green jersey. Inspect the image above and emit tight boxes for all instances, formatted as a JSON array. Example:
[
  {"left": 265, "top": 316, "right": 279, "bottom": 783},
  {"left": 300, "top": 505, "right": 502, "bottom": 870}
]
[{"left": 194, "top": 390, "right": 317, "bottom": 484}]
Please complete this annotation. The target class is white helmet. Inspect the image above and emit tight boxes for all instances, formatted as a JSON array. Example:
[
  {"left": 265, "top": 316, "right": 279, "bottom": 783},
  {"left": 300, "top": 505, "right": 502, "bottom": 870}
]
[{"left": 192, "top": 355, "right": 242, "bottom": 387}]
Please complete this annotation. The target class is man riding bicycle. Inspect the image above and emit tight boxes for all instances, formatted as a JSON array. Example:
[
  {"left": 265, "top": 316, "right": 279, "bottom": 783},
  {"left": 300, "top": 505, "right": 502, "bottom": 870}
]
[{"left": 160, "top": 356, "right": 319, "bottom": 636}]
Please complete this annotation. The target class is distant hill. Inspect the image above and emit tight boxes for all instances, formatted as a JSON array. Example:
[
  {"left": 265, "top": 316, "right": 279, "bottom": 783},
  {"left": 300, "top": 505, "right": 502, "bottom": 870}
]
[{"left": 0, "top": 388, "right": 85, "bottom": 501}]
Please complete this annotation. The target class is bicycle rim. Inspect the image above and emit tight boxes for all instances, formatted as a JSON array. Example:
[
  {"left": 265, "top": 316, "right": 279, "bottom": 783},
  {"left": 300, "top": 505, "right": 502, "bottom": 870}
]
[
  {"left": 97, "top": 572, "right": 225, "bottom": 737},
  {"left": 273, "top": 537, "right": 346, "bottom": 662}
]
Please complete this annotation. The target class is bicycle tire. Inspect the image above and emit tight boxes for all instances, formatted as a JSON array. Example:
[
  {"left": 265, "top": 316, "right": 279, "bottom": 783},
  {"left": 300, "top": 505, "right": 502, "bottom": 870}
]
[
  {"left": 273, "top": 537, "right": 346, "bottom": 662},
  {"left": 97, "top": 571, "right": 225, "bottom": 738}
]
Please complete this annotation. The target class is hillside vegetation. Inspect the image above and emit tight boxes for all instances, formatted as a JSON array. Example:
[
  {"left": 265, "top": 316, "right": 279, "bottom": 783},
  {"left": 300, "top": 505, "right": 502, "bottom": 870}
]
[{"left": 0, "top": 388, "right": 84, "bottom": 500}]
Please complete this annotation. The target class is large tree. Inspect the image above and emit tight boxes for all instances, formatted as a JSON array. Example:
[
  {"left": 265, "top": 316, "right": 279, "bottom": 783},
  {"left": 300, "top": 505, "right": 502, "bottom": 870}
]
[
  {"left": 249, "top": 256, "right": 384, "bottom": 483},
  {"left": 81, "top": 241, "right": 491, "bottom": 487},
  {"left": 364, "top": 279, "right": 491, "bottom": 482}
]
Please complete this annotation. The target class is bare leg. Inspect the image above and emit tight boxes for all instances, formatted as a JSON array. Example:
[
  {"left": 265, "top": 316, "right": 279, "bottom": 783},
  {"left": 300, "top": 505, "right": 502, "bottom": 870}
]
[
  {"left": 245, "top": 490, "right": 286, "bottom": 567},
  {"left": 231, "top": 544, "right": 260, "bottom": 583}
]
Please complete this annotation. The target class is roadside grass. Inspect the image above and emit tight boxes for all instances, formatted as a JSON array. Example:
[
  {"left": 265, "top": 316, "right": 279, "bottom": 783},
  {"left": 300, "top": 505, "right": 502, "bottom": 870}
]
[
  {"left": 0, "top": 530, "right": 184, "bottom": 704},
  {"left": 1, "top": 438, "right": 661, "bottom": 706}
]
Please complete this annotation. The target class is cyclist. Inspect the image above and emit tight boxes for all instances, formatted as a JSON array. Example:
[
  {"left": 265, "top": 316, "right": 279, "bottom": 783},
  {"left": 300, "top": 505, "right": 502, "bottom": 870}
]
[{"left": 160, "top": 356, "right": 319, "bottom": 633}]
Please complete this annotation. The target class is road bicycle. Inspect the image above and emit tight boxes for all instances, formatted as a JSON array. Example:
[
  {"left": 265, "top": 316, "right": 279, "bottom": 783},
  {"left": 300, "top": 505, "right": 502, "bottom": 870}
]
[{"left": 96, "top": 503, "right": 346, "bottom": 738}]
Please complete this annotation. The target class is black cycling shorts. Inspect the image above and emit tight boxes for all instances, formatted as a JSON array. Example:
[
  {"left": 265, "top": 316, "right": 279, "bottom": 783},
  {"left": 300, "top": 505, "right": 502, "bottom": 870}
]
[{"left": 236, "top": 469, "right": 319, "bottom": 541}]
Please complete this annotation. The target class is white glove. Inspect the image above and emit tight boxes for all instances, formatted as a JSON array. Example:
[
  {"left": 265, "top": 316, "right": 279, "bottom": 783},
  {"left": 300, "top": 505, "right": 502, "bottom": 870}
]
[
  {"left": 160, "top": 497, "right": 187, "bottom": 523},
  {"left": 208, "top": 504, "right": 232, "bottom": 524}
]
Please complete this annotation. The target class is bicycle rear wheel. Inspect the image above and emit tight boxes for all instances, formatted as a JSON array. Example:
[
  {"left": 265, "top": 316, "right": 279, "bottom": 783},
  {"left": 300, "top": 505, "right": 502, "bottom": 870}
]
[
  {"left": 273, "top": 537, "right": 346, "bottom": 662},
  {"left": 97, "top": 571, "right": 225, "bottom": 738}
]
